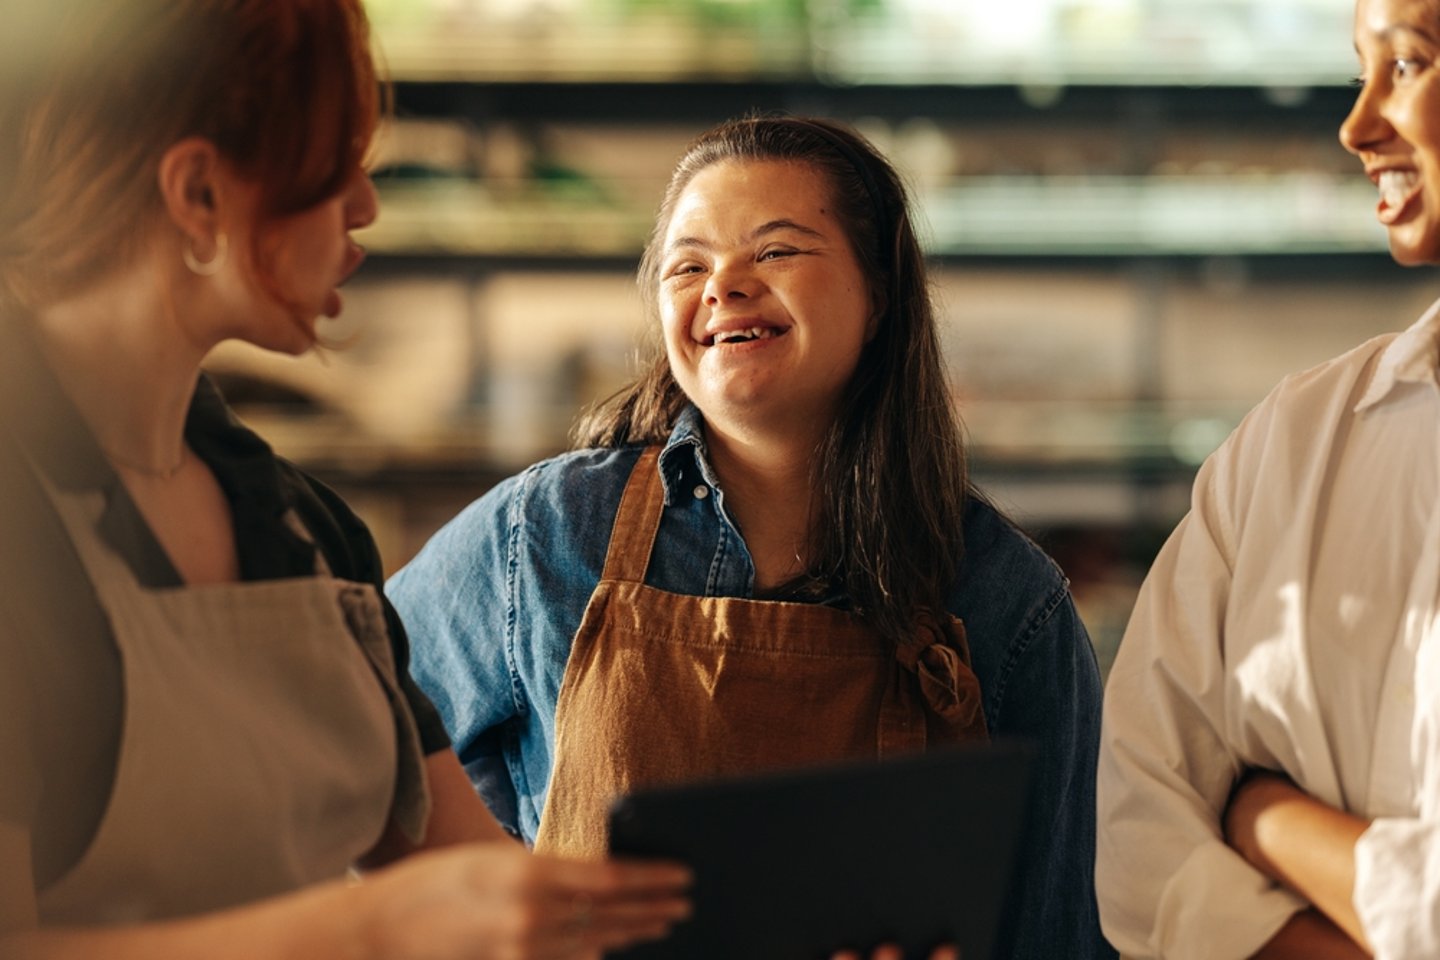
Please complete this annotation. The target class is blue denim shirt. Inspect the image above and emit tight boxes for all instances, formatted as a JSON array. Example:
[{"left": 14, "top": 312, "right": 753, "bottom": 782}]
[{"left": 388, "top": 406, "right": 1113, "bottom": 959}]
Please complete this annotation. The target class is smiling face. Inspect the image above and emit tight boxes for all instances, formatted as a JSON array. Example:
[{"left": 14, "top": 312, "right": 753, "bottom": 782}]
[
  {"left": 1343, "top": 0, "right": 1440, "bottom": 265},
  {"left": 657, "top": 159, "right": 875, "bottom": 444}
]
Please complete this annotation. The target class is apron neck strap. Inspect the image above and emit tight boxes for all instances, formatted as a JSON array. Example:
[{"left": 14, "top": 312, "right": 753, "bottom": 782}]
[{"left": 599, "top": 446, "right": 665, "bottom": 584}]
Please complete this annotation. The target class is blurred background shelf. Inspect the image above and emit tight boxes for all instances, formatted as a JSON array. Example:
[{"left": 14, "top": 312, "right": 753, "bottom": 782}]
[
  {"left": 367, "top": 174, "right": 1386, "bottom": 258},
  {"left": 207, "top": 0, "right": 1413, "bottom": 672},
  {"left": 367, "top": 0, "right": 1355, "bottom": 87}
]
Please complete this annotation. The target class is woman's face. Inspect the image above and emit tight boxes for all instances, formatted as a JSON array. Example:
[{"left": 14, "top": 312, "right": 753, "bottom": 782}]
[
  {"left": 1342, "top": 0, "right": 1440, "bottom": 265},
  {"left": 656, "top": 159, "right": 874, "bottom": 443},
  {"left": 217, "top": 166, "right": 378, "bottom": 354}
]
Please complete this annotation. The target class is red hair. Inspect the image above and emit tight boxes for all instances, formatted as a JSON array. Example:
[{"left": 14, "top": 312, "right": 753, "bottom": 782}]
[{"left": 0, "top": 0, "right": 382, "bottom": 313}]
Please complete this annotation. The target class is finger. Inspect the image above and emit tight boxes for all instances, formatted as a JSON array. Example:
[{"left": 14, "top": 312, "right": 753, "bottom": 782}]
[
  {"left": 928, "top": 946, "right": 961, "bottom": 960},
  {"left": 535, "top": 886, "right": 689, "bottom": 937},
  {"left": 529, "top": 855, "right": 693, "bottom": 898},
  {"left": 525, "top": 889, "right": 689, "bottom": 956},
  {"left": 584, "top": 893, "right": 691, "bottom": 925},
  {"left": 869, "top": 945, "right": 904, "bottom": 960},
  {"left": 559, "top": 895, "right": 690, "bottom": 944}
]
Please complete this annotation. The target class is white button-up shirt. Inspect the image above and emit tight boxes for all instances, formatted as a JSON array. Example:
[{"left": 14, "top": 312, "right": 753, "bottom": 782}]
[{"left": 1098, "top": 299, "right": 1440, "bottom": 960}]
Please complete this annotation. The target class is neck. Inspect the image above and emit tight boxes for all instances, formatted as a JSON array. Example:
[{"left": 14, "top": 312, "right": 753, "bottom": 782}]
[
  {"left": 703, "top": 421, "right": 821, "bottom": 590},
  {"left": 35, "top": 271, "right": 209, "bottom": 474}
]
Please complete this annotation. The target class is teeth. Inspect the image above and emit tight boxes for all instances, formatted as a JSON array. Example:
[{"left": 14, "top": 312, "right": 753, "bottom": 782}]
[
  {"left": 713, "top": 326, "right": 779, "bottom": 344},
  {"left": 1378, "top": 170, "right": 1420, "bottom": 206}
]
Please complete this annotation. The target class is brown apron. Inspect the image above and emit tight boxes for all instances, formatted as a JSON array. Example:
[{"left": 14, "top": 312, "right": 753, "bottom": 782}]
[
  {"left": 29, "top": 462, "right": 430, "bottom": 925},
  {"left": 533, "top": 447, "right": 987, "bottom": 858}
]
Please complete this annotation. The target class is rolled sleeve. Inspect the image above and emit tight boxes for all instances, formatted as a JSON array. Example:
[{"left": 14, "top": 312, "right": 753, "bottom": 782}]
[{"left": 1354, "top": 818, "right": 1440, "bottom": 959}]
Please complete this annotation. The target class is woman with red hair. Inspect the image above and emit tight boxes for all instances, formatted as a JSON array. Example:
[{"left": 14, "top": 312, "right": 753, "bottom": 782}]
[{"left": 0, "top": 2, "right": 689, "bottom": 957}]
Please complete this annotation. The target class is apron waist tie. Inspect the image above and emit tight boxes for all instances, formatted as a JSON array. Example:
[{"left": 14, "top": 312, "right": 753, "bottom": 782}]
[{"left": 880, "top": 614, "right": 988, "bottom": 755}]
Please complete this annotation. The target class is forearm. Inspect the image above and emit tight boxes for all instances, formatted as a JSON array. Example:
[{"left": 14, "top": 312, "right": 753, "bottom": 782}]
[
  {"left": 1225, "top": 772, "right": 1372, "bottom": 952},
  {"left": 1252, "top": 909, "right": 1369, "bottom": 960}
]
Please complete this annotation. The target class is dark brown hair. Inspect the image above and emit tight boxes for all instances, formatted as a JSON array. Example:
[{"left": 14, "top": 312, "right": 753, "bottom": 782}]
[
  {"left": 0, "top": 0, "right": 381, "bottom": 318},
  {"left": 575, "top": 115, "right": 974, "bottom": 648}
]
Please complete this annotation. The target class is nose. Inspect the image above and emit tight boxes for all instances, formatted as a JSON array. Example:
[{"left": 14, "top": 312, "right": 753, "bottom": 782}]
[
  {"left": 1340, "top": 79, "right": 1392, "bottom": 156},
  {"left": 703, "top": 259, "right": 759, "bottom": 306},
  {"left": 346, "top": 170, "right": 379, "bottom": 231}
]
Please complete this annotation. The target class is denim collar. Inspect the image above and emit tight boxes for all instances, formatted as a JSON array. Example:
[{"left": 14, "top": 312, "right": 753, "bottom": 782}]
[{"left": 656, "top": 404, "right": 722, "bottom": 507}]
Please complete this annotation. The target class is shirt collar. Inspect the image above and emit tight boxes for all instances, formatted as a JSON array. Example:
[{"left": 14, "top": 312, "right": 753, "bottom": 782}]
[
  {"left": 1355, "top": 297, "right": 1440, "bottom": 412},
  {"left": 656, "top": 404, "right": 721, "bottom": 506}
]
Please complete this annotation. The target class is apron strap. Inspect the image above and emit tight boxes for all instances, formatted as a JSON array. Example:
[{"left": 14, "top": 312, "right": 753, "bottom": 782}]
[
  {"left": 599, "top": 446, "right": 665, "bottom": 585},
  {"left": 18, "top": 448, "right": 139, "bottom": 610}
]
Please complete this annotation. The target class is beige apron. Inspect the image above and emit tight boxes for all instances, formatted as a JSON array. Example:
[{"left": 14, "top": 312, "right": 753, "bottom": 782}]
[
  {"left": 534, "top": 447, "right": 988, "bottom": 858},
  {"left": 30, "top": 463, "right": 430, "bottom": 925}
]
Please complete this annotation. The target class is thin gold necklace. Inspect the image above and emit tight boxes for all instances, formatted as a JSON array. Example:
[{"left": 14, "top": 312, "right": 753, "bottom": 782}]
[{"left": 101, "top": 444, "right": 191, "bottom": 481}]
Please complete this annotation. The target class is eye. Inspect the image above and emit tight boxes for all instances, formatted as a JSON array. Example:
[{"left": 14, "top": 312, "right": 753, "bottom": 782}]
[
  {"left": 758, "top": 247, "right": 797, "bottom": 261},
  {"left": 1393, "top": 57, "right": 1427, "bottom": 80},
  {"left": 663, "top": 260, "right": 705, "bottom": 279}
]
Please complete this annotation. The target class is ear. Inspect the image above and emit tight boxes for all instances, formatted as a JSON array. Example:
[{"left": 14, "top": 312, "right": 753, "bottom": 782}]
[{"left": 156, "top": 137, "right": 224, "bottom": 245}]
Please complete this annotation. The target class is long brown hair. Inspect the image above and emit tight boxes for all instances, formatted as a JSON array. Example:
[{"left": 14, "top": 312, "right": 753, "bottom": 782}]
[
  {"left": 0, "top": 0, "right": 381, "bottom": 321},
  {"left": 575, "top": 115, "right": 974, "bottom": 647}
]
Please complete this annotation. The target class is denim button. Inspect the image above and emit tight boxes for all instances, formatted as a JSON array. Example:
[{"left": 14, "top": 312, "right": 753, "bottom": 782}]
[{"left": 693, "top": 485, "right": 710, "bottom": 500}]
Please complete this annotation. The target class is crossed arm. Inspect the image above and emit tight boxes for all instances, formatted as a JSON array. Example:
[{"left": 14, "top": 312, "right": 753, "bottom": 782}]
[{"left": 1222, "top": 771, "right": 1371, "bottom": 959}]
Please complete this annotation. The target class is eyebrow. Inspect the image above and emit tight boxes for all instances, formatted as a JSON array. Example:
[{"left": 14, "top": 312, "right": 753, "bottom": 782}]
[
  {"left": 667, "top": 218, "right": 826, "bottom": 253},
  {"left": 1359, "top": 22, "right": 1440, "bottom": 48}
]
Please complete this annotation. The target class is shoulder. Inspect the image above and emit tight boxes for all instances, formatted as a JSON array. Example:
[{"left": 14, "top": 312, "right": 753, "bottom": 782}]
[
  {"left": 391, "top": 445, "right": 647, "bottom": 588},
  {"left": 1258, "top": 331, "right": 1396, "bottom": 420},
  {"left": 1196, "top": 331, "right": 1404, "bottom": 526},
  {"left": 439, "top": 445, "right": 645, "bottom": 547},
  {"left": 1227, "top": 331, "right": 1399, "bottom": 452},
  {"left": 512, "top": 444, "right": 647, "bottom": 516},
  {"left": 952, "top": 495, "right": 1070, "bottom": 629},
  {"left": 949, "top": 496, "right": 1090, "bottom": 694}
]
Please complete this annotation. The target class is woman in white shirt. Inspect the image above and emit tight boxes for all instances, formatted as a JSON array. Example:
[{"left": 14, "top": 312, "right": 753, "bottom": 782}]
[{"left": 1097, "top": 1, "right": 1440, "bottom": 957}]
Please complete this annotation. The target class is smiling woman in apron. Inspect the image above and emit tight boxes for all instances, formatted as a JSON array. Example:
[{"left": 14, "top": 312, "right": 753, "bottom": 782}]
[
  {"left": 388, "top": 116, "right": 1114, "bottom": 960},
  {"left": 0, "top": 2, "right": 691, "bottom": 958}
]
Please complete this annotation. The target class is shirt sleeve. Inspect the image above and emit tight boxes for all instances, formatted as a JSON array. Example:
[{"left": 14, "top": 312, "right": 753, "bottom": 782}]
[
  {"left": 386, "top": 478, "right": 525, "bottom": 832},
  {"left": 1095, "top": 438, "right": 1305, "bottom": 959},
  {"left": 1353, "top": 818, "right": 1440, "bottom": 959}
]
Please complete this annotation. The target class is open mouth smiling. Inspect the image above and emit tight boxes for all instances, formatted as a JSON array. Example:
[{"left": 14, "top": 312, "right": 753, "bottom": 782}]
[
  {"left": 702, "top": 324, "right": 791, "bottom": 346},
  {"left": 1368, "top": 166, "right": 1423, "bottom": 225}
]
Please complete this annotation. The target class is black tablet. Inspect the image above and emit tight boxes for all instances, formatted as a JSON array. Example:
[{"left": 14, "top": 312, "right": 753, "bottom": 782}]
[{"left": 606, "top": 741, "right": 1033, "bottom": 960}]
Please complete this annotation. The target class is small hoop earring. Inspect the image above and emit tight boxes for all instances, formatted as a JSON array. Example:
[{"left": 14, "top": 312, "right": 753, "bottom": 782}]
[{"left": 183, "top": 233, "right": 228, "bottom": 277}]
